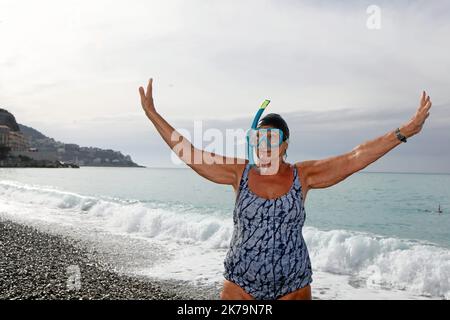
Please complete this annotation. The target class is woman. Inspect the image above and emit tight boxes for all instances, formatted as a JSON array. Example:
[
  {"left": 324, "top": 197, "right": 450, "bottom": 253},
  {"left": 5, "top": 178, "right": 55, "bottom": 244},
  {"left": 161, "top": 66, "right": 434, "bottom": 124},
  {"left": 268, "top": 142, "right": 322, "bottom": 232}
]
[{"left": 139, "top": 78, "right": 432, "bottom": 300}]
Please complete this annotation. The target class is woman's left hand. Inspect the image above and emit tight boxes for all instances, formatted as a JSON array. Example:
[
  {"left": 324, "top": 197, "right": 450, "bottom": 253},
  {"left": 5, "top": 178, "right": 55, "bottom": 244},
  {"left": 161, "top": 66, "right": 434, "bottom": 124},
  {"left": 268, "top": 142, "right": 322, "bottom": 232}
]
[{"left": 401, "top": 91, "right": 432, "bottom": 138}]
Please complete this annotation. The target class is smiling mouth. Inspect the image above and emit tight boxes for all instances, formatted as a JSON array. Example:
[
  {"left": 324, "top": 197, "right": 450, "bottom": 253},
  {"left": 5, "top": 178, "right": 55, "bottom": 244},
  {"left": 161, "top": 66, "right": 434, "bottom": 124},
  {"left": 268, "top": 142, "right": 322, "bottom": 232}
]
[{"left": 256, "top": 158, "right": 279, "bottom": 167}]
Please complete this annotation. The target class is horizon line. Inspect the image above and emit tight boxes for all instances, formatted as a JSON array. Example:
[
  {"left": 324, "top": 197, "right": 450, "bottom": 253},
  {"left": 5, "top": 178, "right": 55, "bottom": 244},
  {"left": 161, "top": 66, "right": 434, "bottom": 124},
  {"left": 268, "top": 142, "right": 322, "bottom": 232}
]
[{"left": 134, "top": 166, "right": 450, "bottom": 175}]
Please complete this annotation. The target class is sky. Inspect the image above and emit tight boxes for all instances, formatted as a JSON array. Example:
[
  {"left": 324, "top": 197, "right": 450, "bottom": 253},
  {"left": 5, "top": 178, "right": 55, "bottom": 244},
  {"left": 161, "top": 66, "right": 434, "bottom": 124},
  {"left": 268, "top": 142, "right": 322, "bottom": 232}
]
[{"left": 0, "top": 0, "right": 449, "bottom": 172}]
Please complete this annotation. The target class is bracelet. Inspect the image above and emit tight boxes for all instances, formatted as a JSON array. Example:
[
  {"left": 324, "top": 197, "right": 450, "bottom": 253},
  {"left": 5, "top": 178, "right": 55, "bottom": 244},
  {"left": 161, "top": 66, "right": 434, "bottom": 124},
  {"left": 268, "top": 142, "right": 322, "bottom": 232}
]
[{"left": 395, "top": 128, "right": 407, "bottom": 143}]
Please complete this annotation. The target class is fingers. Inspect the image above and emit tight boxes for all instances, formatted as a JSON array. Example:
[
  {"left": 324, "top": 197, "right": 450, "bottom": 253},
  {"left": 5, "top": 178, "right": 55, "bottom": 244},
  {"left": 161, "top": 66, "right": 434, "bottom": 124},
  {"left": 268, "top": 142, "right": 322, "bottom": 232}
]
[
  {"left": 421, "top": 90, "right": 426, "bottom": 105},
  {"left": 139, "top": 78, "right": 154, "bottom": 112},
  {"left": 419, "top": 91, "right": 432, "bottom": 111},
  {"left": 146, "top": 78, "right": 153, "bottom": 98},
  {"left": 139, "top": 86, "right": 147, "bottom": 108},
  {"left": 424, "top": 100, "right": 432, "bottom": 112}
]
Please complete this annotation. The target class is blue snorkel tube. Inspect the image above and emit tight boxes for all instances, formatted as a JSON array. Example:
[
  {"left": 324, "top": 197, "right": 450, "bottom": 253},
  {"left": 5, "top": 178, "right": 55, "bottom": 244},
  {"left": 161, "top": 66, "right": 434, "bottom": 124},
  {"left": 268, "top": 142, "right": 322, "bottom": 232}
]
[{"left": 247, "top": 99, "right": 271, "bottom": 165}]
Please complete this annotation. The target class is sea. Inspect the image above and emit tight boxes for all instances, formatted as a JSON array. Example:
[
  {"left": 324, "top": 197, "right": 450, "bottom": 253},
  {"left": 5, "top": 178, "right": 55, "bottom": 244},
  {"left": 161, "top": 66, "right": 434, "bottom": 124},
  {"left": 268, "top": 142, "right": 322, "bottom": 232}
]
[{"left": 1, "top": 167, "right": 449, "bottom": 299}]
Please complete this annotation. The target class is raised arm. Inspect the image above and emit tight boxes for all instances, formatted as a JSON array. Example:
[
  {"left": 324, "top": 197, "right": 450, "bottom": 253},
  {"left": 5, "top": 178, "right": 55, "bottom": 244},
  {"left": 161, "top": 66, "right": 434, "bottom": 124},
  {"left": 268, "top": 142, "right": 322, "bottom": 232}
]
[
  {"left": 298, "top": 91, "right": 432, "bottom": 195},
  {"left": 139, "top": 78, "right": 246, "bottom": 190}
]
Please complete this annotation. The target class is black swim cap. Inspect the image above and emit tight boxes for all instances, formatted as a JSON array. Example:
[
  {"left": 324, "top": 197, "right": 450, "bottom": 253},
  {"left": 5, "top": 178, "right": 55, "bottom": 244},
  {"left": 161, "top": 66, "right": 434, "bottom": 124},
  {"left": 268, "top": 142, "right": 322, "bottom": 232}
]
[{"left": 258, "top": 113, "right": 290, "bottom": 142}]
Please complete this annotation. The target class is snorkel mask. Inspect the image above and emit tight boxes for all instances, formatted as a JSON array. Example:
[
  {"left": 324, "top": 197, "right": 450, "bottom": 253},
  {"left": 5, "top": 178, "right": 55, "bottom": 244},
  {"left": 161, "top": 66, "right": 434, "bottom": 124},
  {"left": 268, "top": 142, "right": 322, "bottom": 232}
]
[{"left": 246, "top": 100, "right": 285, "bottom": 166}]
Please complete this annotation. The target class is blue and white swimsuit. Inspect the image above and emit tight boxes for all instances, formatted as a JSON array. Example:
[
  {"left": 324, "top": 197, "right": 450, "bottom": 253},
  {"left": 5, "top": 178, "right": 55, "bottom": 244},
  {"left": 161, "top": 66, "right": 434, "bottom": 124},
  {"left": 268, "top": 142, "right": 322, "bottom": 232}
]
[{"left": 223, "top": 163, "right": 313, "bottom": 300}]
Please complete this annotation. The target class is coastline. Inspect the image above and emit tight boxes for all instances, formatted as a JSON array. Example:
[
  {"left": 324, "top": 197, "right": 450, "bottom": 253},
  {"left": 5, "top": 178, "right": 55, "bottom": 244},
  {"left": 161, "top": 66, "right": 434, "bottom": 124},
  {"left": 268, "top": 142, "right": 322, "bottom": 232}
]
[{"left": 0, "top": 219, "right": 204, "bottom": 300}]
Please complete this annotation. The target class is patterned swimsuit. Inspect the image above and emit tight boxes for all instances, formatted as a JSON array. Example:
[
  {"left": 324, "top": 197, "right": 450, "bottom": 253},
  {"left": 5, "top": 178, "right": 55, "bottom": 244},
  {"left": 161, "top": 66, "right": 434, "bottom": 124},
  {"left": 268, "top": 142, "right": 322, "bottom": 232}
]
[{"left": 223, "top": 163, "right": 313, "bottom": 300}]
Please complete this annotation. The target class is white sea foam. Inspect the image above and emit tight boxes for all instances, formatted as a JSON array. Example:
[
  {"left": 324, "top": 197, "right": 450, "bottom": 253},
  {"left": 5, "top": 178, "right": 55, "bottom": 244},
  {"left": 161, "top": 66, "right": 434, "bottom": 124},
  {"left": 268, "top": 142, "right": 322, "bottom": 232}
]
[
  {"left": 0, "top": 180, "right": 448, "bottom": 299},
  {"left": 304, "top": 227, "right": 450, "bottom": 299}
]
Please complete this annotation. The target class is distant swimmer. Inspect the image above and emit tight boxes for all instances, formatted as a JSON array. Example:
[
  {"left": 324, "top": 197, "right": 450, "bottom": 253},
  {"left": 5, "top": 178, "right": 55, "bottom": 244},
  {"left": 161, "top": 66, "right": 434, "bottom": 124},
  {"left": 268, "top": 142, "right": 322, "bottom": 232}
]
[{"left": 438, "top": 204, "right": 442, "bottom": 214}]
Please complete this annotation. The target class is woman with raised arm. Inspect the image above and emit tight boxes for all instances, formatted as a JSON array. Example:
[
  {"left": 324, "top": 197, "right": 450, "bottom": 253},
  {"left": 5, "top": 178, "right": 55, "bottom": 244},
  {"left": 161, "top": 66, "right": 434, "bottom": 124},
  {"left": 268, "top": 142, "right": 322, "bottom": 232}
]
[{"left": 139, "top": 78, "right": 432, "bottom": 300}]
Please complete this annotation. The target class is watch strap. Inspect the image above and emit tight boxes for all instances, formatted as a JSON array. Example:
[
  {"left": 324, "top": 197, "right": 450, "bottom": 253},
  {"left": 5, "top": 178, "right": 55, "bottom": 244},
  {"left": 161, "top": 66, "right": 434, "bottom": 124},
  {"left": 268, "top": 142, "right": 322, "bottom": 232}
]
[{"left": 395, "top": 128, "right": 407, "bottom": 143}]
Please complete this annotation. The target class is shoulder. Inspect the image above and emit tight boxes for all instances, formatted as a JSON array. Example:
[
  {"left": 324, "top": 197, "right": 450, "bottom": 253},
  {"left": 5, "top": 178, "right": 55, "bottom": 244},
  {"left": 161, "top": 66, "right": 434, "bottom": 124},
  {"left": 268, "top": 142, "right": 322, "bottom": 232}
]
[
  {"left": 232, "top": 161, "right": 249, "bottom": 191},
  {"left": 235, "top": 161, "right": 248, "bottom": 177},
  {"left": 294, "top": 161, "right": 312, "bottom": 190},
  {"left": 294, "top": 161, "right": 314, "bottom": 202}
]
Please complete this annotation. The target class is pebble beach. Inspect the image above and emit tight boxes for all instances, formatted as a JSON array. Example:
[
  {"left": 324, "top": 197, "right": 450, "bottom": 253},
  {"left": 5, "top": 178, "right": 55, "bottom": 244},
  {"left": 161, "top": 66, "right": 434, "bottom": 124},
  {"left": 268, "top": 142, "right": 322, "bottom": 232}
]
[{"left": 0, "top": 219, "right": 201, "bottom": 300}]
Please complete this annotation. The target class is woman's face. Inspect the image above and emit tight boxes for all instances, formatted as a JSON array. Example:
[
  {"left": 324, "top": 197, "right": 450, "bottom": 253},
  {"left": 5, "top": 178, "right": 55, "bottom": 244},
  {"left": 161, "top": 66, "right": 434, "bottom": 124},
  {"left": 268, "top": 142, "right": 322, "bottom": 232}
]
[{"left": 254, "top": 125, "right": 288, "bottom": 174}]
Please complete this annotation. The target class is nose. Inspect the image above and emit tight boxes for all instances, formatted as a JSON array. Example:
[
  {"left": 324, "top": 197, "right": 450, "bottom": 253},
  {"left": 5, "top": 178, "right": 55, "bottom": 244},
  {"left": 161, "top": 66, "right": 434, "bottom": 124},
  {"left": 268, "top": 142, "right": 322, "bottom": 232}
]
[{"left": 257, "top": 148, "right": 272, "bottom": 161}]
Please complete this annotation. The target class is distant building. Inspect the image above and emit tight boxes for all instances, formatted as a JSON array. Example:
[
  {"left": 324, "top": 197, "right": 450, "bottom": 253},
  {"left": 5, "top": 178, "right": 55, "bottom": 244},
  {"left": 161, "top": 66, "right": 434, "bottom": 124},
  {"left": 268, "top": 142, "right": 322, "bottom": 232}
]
[
  {"left": 0, "top": 125, "right": 9, "bottom": 146},
  {"left": 0, "top": 124, "right": 29, "bottom": 151}
]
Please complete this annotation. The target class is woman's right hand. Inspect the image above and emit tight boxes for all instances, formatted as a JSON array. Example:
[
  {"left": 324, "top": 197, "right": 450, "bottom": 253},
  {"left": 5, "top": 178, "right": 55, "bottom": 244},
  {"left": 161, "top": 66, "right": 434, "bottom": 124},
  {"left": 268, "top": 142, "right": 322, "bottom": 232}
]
[
  {"left": 137, "top": 76, "right": 245, "bottom": 189},
  {"left": 139, "top": 78, "right": 156, "bottom": 117}
]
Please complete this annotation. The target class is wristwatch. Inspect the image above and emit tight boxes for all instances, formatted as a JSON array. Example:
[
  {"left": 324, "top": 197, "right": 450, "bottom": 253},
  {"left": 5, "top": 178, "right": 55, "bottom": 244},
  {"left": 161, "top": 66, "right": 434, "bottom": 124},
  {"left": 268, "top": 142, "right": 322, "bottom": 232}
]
[{"left": 395, "top": 128, "right": 407, "bottom": 143}]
